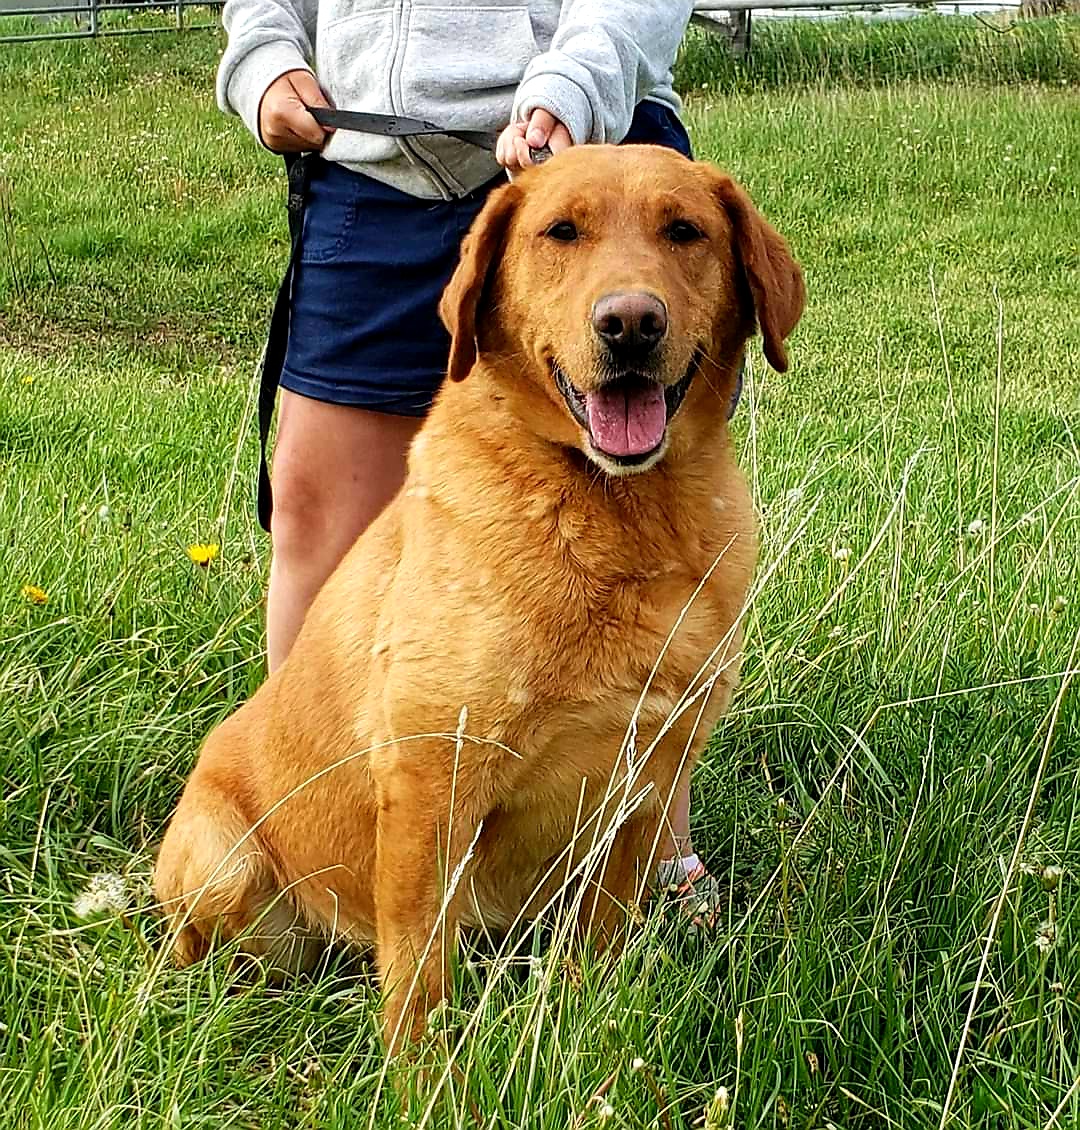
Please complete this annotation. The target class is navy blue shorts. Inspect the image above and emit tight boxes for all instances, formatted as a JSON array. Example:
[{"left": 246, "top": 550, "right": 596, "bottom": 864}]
[{"left": 280, "top": 101, "right": 693, "bottom": 416}]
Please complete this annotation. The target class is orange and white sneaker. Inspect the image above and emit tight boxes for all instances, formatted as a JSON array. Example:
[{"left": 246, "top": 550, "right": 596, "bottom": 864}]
[{"left": 656, "top": 856, "right": 723, "bottom": 934}]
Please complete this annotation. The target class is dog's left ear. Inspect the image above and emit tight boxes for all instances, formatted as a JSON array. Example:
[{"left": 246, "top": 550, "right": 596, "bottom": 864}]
[
  {"left": 710, "top": 172, "right": 806, "bottom": 373},
  {"left": 439, "top": 181, "right": 521, "bottom": 383}
]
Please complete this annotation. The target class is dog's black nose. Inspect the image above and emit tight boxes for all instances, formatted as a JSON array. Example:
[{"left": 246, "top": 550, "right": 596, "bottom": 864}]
[{"left": 592, "top": 292, "right": 668, "bottom": 357}]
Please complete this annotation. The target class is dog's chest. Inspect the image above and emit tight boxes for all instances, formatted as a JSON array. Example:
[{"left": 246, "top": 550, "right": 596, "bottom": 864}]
[
  {"left": 381, "top": 466, "right": 753, "bottom": 751},
  {"left": 408, "top": 551, "right": 734, "bottom": 743}
]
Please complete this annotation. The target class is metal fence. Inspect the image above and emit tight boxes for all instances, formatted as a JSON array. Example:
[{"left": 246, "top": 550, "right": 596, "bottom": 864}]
[
  {"left": 0, "top": 0, "right": 1019, "bottom": 48},
  {"left": 0, "top": 0, "right": 222, "bottom": 44}
]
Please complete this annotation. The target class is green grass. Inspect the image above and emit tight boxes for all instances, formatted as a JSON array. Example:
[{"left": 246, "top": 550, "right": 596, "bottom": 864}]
[
  {"left": 2, "top": 19, "right": 1079, "bottom": 1130},
  {"left": 676, "top": 13, "right": 1080, "bottom": 90}
]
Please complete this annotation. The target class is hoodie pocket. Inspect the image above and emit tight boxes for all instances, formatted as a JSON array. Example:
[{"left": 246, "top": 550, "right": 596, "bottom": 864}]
[
  {"left": 399, "top": 5, "right": 539, "bottom": 132},
  {"left": 320, "top": 6, "right": 397, "bottom": 115}
]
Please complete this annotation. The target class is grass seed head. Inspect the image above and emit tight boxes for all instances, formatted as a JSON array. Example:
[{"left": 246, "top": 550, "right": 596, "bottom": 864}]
[{"left": 1041, "top": 865, "right": 1063, "bottom": 892}]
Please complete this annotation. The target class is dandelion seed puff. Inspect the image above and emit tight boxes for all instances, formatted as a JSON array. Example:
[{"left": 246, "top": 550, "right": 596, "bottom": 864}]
[
  {"left": 831, "top": 547, "right": 851, "bottom": 564},
  {"left": 73, "top": 872, "right": 127, "bottom": 919},
  {"left": 97, "top": 505, "right": 111, "bottom": 522},
  {"left": 631, "top": 1058, "right": 646, "bottom": 1073},
  {"left": 598, "top": 1103, "right": 614, "bottom": 1121}
]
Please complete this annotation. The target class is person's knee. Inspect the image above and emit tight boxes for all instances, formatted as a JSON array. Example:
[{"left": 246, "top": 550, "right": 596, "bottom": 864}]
[{"left": 269, "top": 460, "right": 348, "bottom": 568}]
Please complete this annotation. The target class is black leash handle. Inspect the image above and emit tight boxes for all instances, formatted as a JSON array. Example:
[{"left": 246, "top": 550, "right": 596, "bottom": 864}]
[
  {"left": 307, "top": 105, "right": 500, "bottom": 151},
  {"left": 307, "top": 104, "right": 553, "bottom": 164}
]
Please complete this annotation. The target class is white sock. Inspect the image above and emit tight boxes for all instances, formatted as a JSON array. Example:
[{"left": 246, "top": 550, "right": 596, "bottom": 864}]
[{"left": 657, "top": 852, "right": 702, "bottom": 884}]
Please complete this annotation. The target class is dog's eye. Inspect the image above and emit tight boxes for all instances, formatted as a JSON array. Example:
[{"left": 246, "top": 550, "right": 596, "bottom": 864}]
[
  {"left": 665, "top": 220, "right": 704, "bottom": 244},
  {"left": 545, "top": 220, "right": 579, "bottom": 243}
]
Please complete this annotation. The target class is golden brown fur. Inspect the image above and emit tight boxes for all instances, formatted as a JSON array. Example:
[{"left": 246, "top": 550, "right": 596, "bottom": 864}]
[{"left": 153, "top": 145, "right": 805, "bottom": 1051}]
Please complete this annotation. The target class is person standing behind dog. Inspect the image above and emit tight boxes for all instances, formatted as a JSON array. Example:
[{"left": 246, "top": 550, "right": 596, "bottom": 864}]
[{"left": 216, "top": 0, "right": 721, "bottom": 925}]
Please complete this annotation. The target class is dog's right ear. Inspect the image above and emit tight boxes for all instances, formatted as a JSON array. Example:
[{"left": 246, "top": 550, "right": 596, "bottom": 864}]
[{"left": 439, "top": 182, "right": 521, "bottom": 383}]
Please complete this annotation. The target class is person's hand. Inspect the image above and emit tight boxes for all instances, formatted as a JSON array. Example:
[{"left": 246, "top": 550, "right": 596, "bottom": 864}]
[
  {"left": 259, "top": 70, "right": 334, "bottom": 153},
  {"left": 496, "top": 108, "right": 572, "bottom": 174}
]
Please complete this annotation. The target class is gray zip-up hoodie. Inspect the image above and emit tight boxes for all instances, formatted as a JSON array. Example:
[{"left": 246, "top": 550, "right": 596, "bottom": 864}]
[{"left": 217, "top": 0, "right": 693, "bottom": 199}]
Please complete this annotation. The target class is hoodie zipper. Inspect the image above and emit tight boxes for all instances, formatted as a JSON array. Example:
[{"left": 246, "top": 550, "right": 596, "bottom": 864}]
[{"left": 388, "top": 0, "right": 455, "bottom": 199}]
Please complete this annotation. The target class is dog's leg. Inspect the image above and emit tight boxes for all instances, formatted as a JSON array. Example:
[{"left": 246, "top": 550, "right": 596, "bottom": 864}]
[
  {"left": 372, "top": 753, "right": 489, "bottom": 1054},
  {"left": 575, "top": 812, "right": 662, "bottom": 951},
  {"left": 154, "top": 769, "right": 321, "bottom": 977}
]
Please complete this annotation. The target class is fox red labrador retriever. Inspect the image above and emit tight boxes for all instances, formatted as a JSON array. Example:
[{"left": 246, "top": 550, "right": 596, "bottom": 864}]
[{"left": 154, "top": 144, "right": 804, "bottom": 1052}]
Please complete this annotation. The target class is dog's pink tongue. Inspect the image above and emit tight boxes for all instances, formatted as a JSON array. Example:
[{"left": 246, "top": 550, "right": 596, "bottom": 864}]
[{"left": 585, "top": 384, "right": 666, "bottom": 457}]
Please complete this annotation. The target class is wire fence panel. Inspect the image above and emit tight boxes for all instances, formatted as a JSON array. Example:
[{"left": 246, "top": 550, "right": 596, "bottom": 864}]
[
  {"left": 0, "top": 0, "right": 1023, "bottom": 48},
  {"left": 0, "top": 0, "right": 223, "bottom": 43}
]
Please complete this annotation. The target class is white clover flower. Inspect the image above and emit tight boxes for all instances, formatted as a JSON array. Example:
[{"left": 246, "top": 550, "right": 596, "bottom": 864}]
[
  {"left": 966, "top": 518, "right": 985, "bottom": 538},
  {"left": 831, "top": 546, "right": 851, "bottom": 564},
  {"left": 97, "top": 505, "right": 111, "bottom": 522},
  {"left": 72, "top": 872, "right": 127, "bottom": 919},
  {"left": 1035, "top": 920, "right": 1056, "bottom": 955},
  {"left": 631, "top": 1058, "right": 646, "bottom": 1073}
]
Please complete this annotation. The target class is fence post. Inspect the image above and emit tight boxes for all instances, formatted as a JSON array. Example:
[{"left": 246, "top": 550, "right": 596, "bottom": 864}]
[
  {"left": 731, "top": 8, "right": 751, "bottom": 58},
  {"left": 88, "top": 0, "right": 98, "bottom": 37},
  {"left": 176, "top": 0, "right": 184, "bottom": 29}
]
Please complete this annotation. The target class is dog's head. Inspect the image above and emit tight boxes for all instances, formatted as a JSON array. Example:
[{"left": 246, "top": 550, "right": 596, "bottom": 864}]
[{"left": 439, "top": 145, "right": 804, "bottom": 475}]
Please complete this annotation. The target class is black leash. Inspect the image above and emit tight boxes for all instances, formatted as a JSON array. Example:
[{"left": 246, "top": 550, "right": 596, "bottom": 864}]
[
  {"left": 255, "top": 109, "right": 549, "bottom": 533},
  {"left": 308, "top": 106, "right": 501, "bottom": 152}
]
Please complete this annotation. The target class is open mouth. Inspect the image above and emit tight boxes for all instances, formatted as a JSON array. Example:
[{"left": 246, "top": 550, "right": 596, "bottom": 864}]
[{"left": 552, "top": 356, "right": 698, "bottom": 467}]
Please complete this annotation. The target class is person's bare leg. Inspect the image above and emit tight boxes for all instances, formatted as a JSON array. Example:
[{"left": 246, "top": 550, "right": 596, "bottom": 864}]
[
  {"left": 266, "top": 391, "right": 423, "bottom": 672},
  {"left": 665, "top": 781, "right": 693, "bottom": 862},
  {"left": 658, "top": 773, "right": 719, "bottom": 930}
]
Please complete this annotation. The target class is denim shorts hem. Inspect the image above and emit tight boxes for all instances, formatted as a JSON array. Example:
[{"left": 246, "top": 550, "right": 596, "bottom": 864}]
[{"left": 280, "top": 367, "right": 437, "bottom": 417}]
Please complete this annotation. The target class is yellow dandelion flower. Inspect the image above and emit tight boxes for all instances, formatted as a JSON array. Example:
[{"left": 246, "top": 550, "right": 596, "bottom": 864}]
[
  {"left": 21, "top": 584, "right": 48, "bottom": 605},
  {"left": 186, "top": 543, "right": 220, "bottom": 567},
  {"left": 22, "top": 376, "right": 34, "bottom": 386}
]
